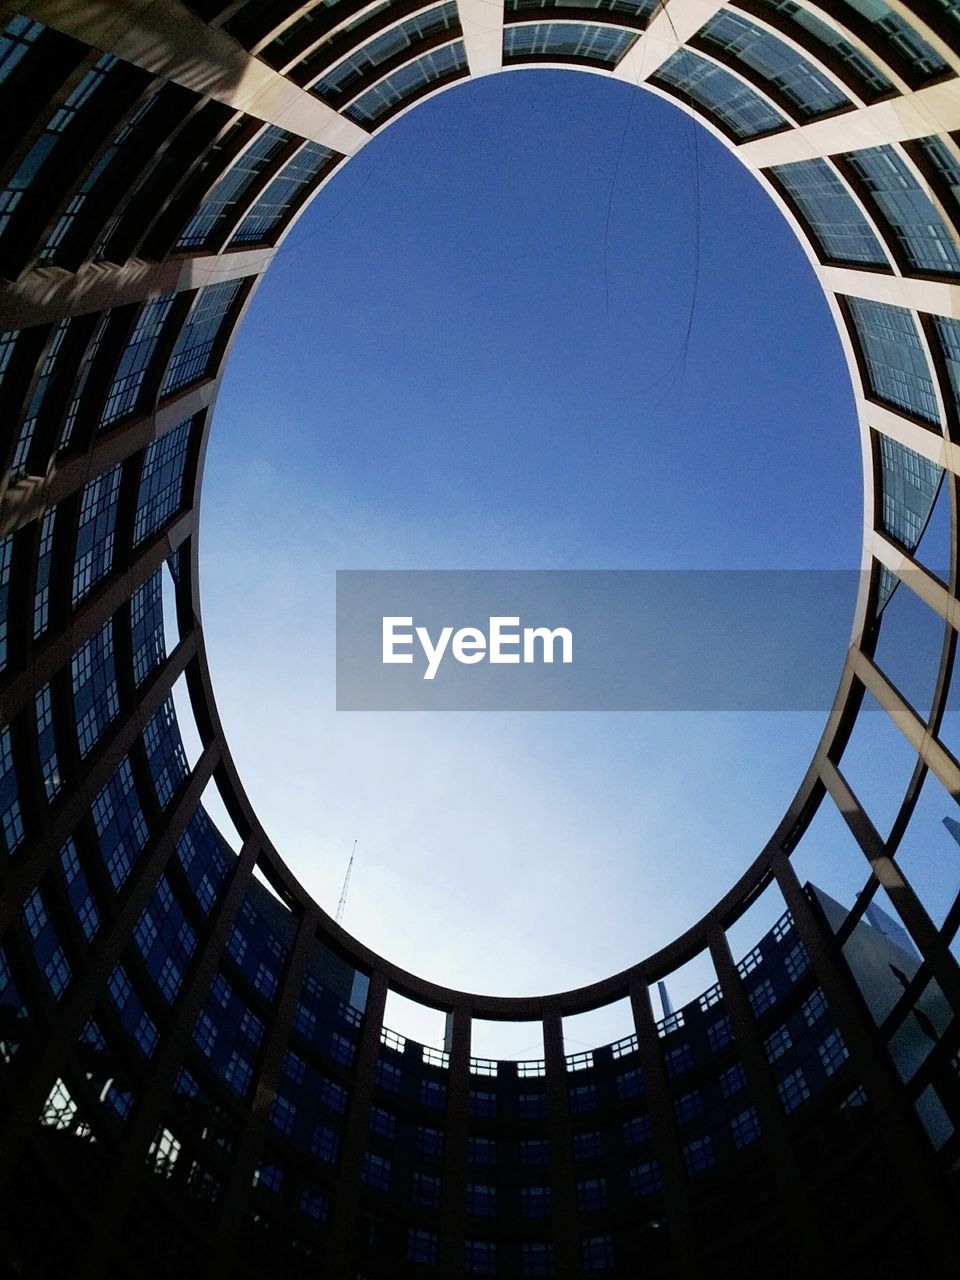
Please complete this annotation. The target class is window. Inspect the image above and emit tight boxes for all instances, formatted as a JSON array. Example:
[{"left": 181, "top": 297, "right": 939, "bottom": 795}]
[
  {"left": 934, "top": 314, "right": 960, "bottom": 418},
  {"left": 748, "top": 978, "right": 777, "bottom": 1017},
  {"left": 101, "top": 295, "right": 174, "bottom": 426},
  {"left": 582, "top": 1234, "right": 615, "bottom": 1272},
  {"left": 0, "top": 724, "right": 23, "bottom": 852},
  {"left": 319, "top": 1076, "right": 347, "bottom": 1114},
  {"left": 73, "top": 464, "right": 123, "bottom": 602},
  {"left": 72, "top": 620, "right": 120, "bottom": 756},
  {"left": 281, "top": 1049, "right": 306, "bottom": 1085},
  {"left": 33, "top": 506, "right": 55, "bottom": 635},
  {"left": 370, "top": 1107, "right": 396, "bottom": 1138},
  {"left": 706, "top": 1016, "right": 733, "bottom": 1052},
  {"left": 842, "top": 1084, "right": 868, "bottom": 1108},
  {"left": 465, "top": 1240, "right": 496, "bottom": 1276},
  {"left": 468, "top": 1136, "right": 496, "bottom": 1164},
  {"left": 568, "top": 1083, "right": 596, "bottom": 1114},
  {"left": 772, "top": 164, "right": 885, "bottom": 264},
  {"left": 230, "top": 141, "right": 336, "bottom": 245},
  {"left": 629, "top": 1160, "right": 661, "bottom": 1197},
  {"left": 783, "top": 941, "right": 809, "bottom": 982},
  {"left": 420, "top": 1078, "right": 446, "bottom": 1109},
  {"left": 674, "top": 1090, "right": 704, "bottom": 1124},
  {"left": 270, "top": 1093, "right": 295, "bottom": 1136},
  {"left": 178, "top": 126, "right": 291, "bottom": 248},
  {"left": 470, "top": 1089, "right": 496, "bottom": 1117},
  {"left": 521, "top": 1184, "right": 552, "bottom": 1218},
  {"left": 845, "top": 297, "right": 939, "bottom": 424},
  {"left": 0, "top": 533, "right": 12, "bottom": 672},
  {"left": 255, "top": 1163, "right": 281, "bottom": 1197},
  {"left": 503, "top": 21, "right": 635, "bottom": 65},
  {"left": 518, "top": 1092, "right": 546, "bottom": 1119},
  {"left": 416, "top": 1126, "right": 443, "bottom": 1156},
  {"left": 738, "top": 944, "right": 763, "bottom": 977},
  {"left": 877, "top": 434, "right": 942, "bottom": 548},
  {"left": 41, "top": 97, "right": 158, "bottom": 265},
  {"left": 521, "top": 1242, "right": 557, "bottom": 1277},
  {"left": 160, "top": 281, "right": 242, "bottom": 398},
  {"left": 361, "top": 1151, "right": 391, "bottom": 1190},
  {"left": 412, "top": 1171, "right": 440, "bottom": 1208},
  {"left": 731, "top": 1106, "right": 761, "bottom": 1149},
  {"left": 466, "top": 1183, "right": 496, "bottom": 1217},
  {"left": 407, "top": 1229, "right": 438, "bottom": 1265},
  {"left": 298, "top": 1187, "right": 328, "bottom": 1221},
  {"left": 653, "top": 48, "right": 787, "bottom": 140},
  {"left": 134, "top": 873, "right": 195, "bottom": 1004},
  {"left": 92, "top": 758, "right": 148, "bottom": 890},
  {"left": 10, "top": 318, "right": 69, "bottom": 479},
  {"left": 311, "top": 1123, "right": 338, "bottom": 1163},
  {"left": 377, "top": 1059, "right": 402, "bottom": 1092},
  {"left": 844, "top": 144, "right": 960, "bottom": 275},
  {"left": 313, "top": 3, "right": 461, "bottom": 103},
  {"left": 61, "top": 839, "right": 99, "bottom": 941},
  {"left": 130, "top": 570, "right": 165, "bottom": 685},
  {"left": 665, "top": 1042, "right": 694, "bottom": 1077},
  {"left": 616, "top": 1066, "right": 643, "bottom": 1099},
  {"left": 573, "top": 1130, "right": 602, "bottom": 1160},
  {"left": 683, "top": 1134, "right": 715, "bottom": 1175},
  {"left": 719, "top": 1063, "right": 746, "bottom": 1098},
  {"left": 818, "top": 1029, "right": 849, "bottom": 1076},
  {"left": 576, "top": 1177, "right": 608, "bottom": 1211},
  {"left": 802, "top": 987, "right": 828, "bottom": 1027},
  {"left": 134, "top": 419, "right": 193, "bottom": 544},
  {"left": 833, "top": 0, "right": 946, "bottom": 82},
  {"left": 697, "top": 9, "right": 850, "bottom": 120},
  {"left": 142, "top": 697, "right": 188, "bottom": 809},
  {"left": 778, "top": 1068, "right": 811, "bottom": 1113},
  {"left": 520, "top": 1138, "right": 549, "bottom": 1166},
  {"left": 0, "top": 15, "right": 43, "bottom": 89},
  {"left": 764, "top": 1026, "right": 793, "bottom": 1063},
  {"left": 0, "top": 54, "right": 117, "bottom": 239},
  {"left": 330, "top": 1031, "right": 355, "bottom": 1066},
  {"left": 623, "top": 1114, "right": 652, "bottom": 1146},
  {"left": 344, "top": 43, "right": 468, "bottom": 125}
]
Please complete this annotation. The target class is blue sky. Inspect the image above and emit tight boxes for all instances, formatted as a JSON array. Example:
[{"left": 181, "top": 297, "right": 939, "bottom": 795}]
[{"left": 197, "top": 69, "right": 866, "bottom": 1053}]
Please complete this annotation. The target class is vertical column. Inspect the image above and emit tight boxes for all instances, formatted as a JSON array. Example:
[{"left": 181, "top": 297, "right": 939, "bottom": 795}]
[
  {"left": 72, "top": 834, "right": 262, "bottom": 1280},
  {"left": 707, "top": 922, "right": 823, "bottom": 1269},
  {"left": 0, "top": 738, "right": 218, "bottom": 1188},
  {"left": 629, "top": 978, "right": 698, "bottom": 1279},
  {"left": 326, "top": 967, "right": 388, "bottom": 1279},
  {"left": 206, "top": 903, "right": 319, "bottom": 1279},
  {"left": 542, "top": 1006, "right": 578, "bottom": 1280},
  {"left": 440, "top": 1003, "right": 471, "bottom": 1273}
]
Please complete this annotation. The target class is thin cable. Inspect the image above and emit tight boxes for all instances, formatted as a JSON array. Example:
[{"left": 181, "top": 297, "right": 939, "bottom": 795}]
[
  {"left": 602, "top": 83, "right": 638, "bottom": 324},
  {"left": 271, "top": 133, "right": 397, "bottom": 266},
  {"left": 613, "top": 0, "right": 705, "bottom": 402}
]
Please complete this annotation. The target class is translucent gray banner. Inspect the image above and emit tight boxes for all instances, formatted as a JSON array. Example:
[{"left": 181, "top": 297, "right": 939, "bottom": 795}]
[{"left": 335, "top": 569, "right": 892, "bottom": 711}]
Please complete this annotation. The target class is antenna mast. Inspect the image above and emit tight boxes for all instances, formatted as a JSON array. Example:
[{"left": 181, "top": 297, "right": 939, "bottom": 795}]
[{"left": 335, "top": 840, "right": 357, "bottom": 925}]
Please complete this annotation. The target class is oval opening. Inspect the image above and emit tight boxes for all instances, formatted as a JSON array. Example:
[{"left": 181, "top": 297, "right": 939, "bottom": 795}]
[{"left": 201, "top": 69, "right": 860, "bottom": 997}]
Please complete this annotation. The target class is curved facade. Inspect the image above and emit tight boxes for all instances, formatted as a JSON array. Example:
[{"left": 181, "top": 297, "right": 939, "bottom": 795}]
[{"left": 1, "top": 1, "right": 960, "bottom": 1276}]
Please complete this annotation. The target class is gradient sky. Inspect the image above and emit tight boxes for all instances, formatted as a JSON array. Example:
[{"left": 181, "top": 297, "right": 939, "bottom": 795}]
[{"left": 194, "top": 68, "right": 873, "bottom": 1055}]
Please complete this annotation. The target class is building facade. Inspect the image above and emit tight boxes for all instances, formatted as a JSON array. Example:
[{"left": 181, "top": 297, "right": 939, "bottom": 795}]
[{"left": 1, "top": 1, "right": 960, "bottom": 1275}]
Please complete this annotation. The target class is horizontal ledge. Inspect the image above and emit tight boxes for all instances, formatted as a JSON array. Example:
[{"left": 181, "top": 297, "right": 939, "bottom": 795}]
[
  {"left": 11, "top": 0, "right": 369, "bottom": 155},
  {"left": 737, "top": 81, "right": 960, "bottom": 169},
  {"left": 822, "top": 267, "right": 960, "bottom": 318},
  {"left": 0, "top": 247, "right": 274, "bottom": 330}
]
